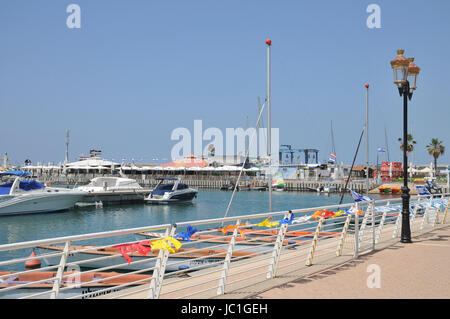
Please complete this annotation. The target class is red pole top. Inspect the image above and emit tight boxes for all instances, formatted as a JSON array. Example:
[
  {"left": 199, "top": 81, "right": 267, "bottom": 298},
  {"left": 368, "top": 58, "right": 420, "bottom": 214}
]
[
  {"left": 365, "top": 83, "right": 370, "bottom": 88},
  {"left": 265, "top": 39, "right": 272, "bottom": 46}
]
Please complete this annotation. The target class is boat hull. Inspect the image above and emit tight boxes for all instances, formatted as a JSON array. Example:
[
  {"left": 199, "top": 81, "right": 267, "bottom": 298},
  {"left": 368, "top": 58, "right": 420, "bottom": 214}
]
[
  {"left": 145, "top": 190, "right": 197, "bottom": 204},
  {"left": 0, "top": 192, "right": 86, "bottom": 216}
]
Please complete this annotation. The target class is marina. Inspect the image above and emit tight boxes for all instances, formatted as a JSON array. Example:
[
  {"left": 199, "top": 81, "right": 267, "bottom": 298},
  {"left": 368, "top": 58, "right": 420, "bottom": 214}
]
[{"left": 1, "top": 1, "right": 449, "bottom": 306}]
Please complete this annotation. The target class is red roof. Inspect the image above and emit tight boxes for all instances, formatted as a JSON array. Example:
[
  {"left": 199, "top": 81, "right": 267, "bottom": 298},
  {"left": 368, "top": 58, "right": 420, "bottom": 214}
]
[{"left": 161, "top": 155, "right": 208, "bottom": 168}]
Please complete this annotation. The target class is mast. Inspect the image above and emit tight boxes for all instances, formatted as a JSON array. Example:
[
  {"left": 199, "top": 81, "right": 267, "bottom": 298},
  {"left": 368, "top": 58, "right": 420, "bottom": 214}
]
[
  {"left": 266, "top": 39, "right": 272, "bottom": 212},
  {"left": 65, "top": 129, "right": 70, "bottom": 164},
  {"left": 330, "top": 120, "right": 336, "bottom": 157},
  {"left": 384, "top": 125, "right": 390, "bottom": 162}
]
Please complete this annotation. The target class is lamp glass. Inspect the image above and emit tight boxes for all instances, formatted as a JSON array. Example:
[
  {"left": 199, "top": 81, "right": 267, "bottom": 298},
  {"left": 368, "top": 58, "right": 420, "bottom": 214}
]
[
  {"left": 407, "top": 58, "right": 420, "bottom": 90},
  {"left": 390, "top": 50, "right": 409, "bottom": 87}
]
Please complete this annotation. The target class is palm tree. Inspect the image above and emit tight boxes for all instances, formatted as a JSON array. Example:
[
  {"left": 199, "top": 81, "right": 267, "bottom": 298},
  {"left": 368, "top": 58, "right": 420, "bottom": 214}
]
[
  {"left": 426, "top": 138, "right": 445, "bottom": 177},
  {"left": 398, "top": 134, "right": 417, "bottom": 154}
]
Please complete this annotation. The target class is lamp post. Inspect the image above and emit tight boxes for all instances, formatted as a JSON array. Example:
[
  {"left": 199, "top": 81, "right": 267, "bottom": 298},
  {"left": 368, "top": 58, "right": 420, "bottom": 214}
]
[{"left": 390, "top": 49, "right": 421, "bottom": 243}]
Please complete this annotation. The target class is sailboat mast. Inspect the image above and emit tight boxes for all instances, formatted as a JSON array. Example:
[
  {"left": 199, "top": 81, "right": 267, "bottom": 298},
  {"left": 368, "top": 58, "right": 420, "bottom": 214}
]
[
  {"left": 331, "top": 120, "right": 336, "bottom": 157},
  {"left": 65, "top": 129, "right": 70, "bottom": 164},
  {"left": 384, "top": 125, "right": 390, "bottom": 162}
]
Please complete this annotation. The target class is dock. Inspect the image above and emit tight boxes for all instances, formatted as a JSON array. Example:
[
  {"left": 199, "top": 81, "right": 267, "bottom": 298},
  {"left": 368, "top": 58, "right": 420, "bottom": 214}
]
[
  {"left": 80, "top": 189, "right": 152, "bottom": 204},
  {"left": 37, "top": 173, "right": 381, "bottom": 193}
]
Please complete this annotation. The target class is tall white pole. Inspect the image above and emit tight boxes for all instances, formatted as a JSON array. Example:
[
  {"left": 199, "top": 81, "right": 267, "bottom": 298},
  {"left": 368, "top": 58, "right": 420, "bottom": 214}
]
[
  {"left": 266, "top": 39, "right": 272, "bottom": 212},
  {"left": 65, "top": 129, "right": 70, "bottom": 164},
  {"left": 365, "top": 84, "right": 369, "bottom": 195}
]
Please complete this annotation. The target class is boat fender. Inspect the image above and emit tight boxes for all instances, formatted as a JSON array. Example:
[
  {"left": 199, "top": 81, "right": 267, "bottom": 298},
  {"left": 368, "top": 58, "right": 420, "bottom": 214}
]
[{"left": 25, "top": 249, "right": 41, "bottom": 269}]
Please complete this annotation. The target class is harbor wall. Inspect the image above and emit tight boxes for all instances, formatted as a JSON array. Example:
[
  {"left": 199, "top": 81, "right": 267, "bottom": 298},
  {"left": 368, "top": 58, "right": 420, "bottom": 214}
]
[{"left": 31, "top": 172, "right": 382, "bottom": 193}]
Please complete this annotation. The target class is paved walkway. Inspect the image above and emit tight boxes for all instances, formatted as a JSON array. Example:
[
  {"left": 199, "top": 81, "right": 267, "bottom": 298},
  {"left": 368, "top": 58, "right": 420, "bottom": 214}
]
[{"left": 253, "top": 225, "right": 450, "bottom": 299}]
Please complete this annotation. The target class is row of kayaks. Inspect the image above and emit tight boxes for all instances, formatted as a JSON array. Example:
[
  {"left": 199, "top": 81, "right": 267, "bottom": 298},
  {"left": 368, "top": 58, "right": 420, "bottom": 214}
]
[
  {"left": 0, "top": 270, "right": 152, "bottom": 299},
  {"left": 0, "top": 224, "right": 341, "bottom": 298}
]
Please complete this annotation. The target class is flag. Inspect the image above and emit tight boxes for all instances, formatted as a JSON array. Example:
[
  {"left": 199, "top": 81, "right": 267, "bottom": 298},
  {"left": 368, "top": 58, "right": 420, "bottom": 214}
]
[
  {"left": 377, "top": 147, "right": 386, "bottom": 153},
  {"left": 350, "top": 190, "right": 373, "bottom": 202},
  {"left": 416, "top": 186, "right": 431, "bottom": 196}
]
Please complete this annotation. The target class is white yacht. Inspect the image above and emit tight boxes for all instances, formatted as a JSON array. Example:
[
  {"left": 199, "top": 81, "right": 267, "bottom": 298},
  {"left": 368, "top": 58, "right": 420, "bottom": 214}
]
[
  {"left": 76, "top": 177, "right": 143, "bottom": 193},
  {"left": 145, "top": 177, "right": 197, "bottom": 204},
  {"left": 0, "top": 171, "right": 86, "bottom": 216}
]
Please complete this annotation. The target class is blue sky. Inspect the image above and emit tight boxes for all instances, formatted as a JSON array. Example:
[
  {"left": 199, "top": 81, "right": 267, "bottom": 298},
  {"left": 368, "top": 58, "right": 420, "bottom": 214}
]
[{"left": 1, "top": 0, "right": 449, "bottom": 166}]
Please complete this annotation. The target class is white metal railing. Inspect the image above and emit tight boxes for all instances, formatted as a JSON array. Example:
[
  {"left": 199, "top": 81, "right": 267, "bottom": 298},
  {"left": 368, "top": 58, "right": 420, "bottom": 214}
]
[{"left": 0, "top": 193, "right": 448, "bottom": 299}]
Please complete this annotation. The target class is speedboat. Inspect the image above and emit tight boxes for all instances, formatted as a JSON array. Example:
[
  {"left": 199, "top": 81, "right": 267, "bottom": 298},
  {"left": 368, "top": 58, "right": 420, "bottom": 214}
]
[
  {"left": 0, "top": 171, "right": 86, "bottom": 216},
  {"left": 76, "top": 177, "right": 143, "bottom": 193},
  {"left": 144, "top": 177, "right": 197, "bottom": 204}
]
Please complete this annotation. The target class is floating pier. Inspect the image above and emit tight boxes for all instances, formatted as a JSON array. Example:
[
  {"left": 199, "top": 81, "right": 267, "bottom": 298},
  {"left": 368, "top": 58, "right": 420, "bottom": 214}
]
[{"left": 80, "top": 189, "right": 152, "bottom": 204}]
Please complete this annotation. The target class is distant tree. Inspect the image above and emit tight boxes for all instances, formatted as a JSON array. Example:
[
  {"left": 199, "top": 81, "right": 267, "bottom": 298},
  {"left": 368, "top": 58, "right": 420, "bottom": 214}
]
[
  {"left": 398, "top": 134, "right": 417, "bottom": 154},
  {"left": 426, "top": 138, "right": 445, "bottom": 177}
]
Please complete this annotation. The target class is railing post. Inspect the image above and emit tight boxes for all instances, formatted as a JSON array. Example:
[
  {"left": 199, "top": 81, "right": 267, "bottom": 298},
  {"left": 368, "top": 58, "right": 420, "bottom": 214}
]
[
  {"left": 432, "top": 207, "right": 440, "bottom": 227},
  {"left": 147, "top": 224, "right": 177, "bottom": 299},
  {"left": 50, "top": 240, "right": 71, "bottom": 299},
  {"left": 370, "top": 201, "right": 375, "bottom": 250},
  {"left": 375, "top": 209, "right": 387, "bottom": 244},
  {"left": 305, "top": 217, "right": 324, "bottom": 266},
  {"left": 409, "top": 206, "right": 417, "bottom": 232},
  {"left": 393, "top": 211, "right": 402, "bottom": 238},
  {"left": 420, "top": 208, "right": 429, "bottom": 230},
  {"left": 266, "top": 212, "right": 290, "bottom": 279},
  {"left": 442, "top": 206, "right": 448, "bottom": 224},
  {"left": 336, "top": 214, "right": 352, "bottom": 256},
  {"left": 358, "top": 204, "right": 369, "bottom": 248},
  {"left": 217, "top": 219, "right": 241, "bottom": 295},
  {"left": 354, "top": 203, "right": 360, "bottom": 258}
]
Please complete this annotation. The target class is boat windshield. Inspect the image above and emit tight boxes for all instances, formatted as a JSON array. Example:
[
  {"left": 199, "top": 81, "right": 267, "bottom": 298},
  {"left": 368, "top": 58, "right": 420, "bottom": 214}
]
[{"left": 0, "top": 180, "right": 46, "bottom": 195}]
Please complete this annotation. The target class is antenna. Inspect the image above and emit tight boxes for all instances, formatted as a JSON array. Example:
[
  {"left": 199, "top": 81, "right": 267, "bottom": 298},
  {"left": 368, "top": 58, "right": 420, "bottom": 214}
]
[
  {"left": 65, "top": 129, "right": 70, "bottom": 164},
  {"left": 384, "top": 125, "right": 390, "bottom": 162},
  {"left": 331, "top": 120, "right": 336, "bottom": 156}
]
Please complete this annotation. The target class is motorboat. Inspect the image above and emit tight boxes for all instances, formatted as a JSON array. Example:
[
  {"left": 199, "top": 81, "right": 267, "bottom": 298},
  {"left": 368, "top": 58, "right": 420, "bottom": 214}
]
[
  {"left": 317, "top": 185, "right": 336, "bottom": 193},
  {"left": 76, "top": 177, "right": 143, "bottom": 193},
  {"left": 220, "top": 182, "right": 236, "bottom": 191},
  {"left": 144, "top": 177, "right": 197, "bottom": 204},
  {"left": 0, "top": 171, "right": 86, "bottom": 216}
]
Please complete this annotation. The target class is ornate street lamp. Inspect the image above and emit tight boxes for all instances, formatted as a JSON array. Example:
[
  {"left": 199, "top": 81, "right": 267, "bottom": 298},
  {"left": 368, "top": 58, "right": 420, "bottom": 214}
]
[{"left": 390, "top": 49, "right": 421, "bottom": 243}]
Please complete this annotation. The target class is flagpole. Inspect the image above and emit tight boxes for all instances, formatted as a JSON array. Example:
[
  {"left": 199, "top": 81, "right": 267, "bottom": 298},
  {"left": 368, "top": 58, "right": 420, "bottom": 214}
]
[
  {"left": 266, "top": 39, "right": 272, "bottom": 213},
  {"left": 365, "top": 83, "right": 370, "bottom": 195}
]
